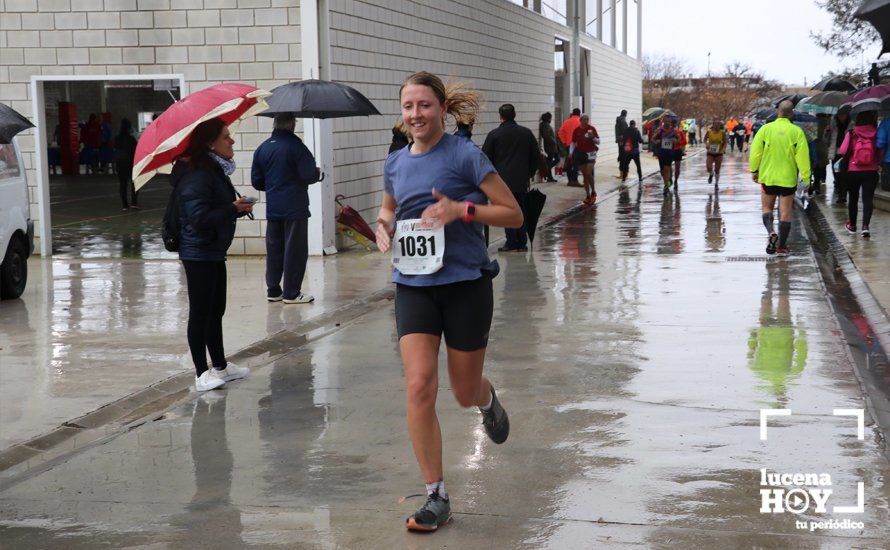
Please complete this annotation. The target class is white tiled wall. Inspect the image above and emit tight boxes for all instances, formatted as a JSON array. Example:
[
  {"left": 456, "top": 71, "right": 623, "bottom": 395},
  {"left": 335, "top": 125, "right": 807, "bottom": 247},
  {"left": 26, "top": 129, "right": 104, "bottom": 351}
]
[
  {"left": 327, "top": 0, "right": 642, "bottom": 228},
  {"left": 0, "top": 0, "right": 301, "bottom": 255}
]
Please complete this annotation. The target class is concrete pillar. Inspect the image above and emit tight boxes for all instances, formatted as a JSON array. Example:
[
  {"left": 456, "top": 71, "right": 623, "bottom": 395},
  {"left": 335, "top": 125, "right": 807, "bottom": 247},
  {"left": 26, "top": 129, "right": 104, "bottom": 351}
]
[
  {"left": 300, "top": 0, "right": 337, "bottom": 256},
  {"left": 622, "top": 0, "right": 628, "bottom": 53},
  {"left": 610, "top": 0, "right": 617, "bottom": 48},
  {"left": 637, "top": 0, "right": 643, "bottom": 59},
  {"left": 31, "top": 78, "right": 52, "bottom": 257},
  {"left": 569, "top": 0, "right": 581, "bottom": 110}
]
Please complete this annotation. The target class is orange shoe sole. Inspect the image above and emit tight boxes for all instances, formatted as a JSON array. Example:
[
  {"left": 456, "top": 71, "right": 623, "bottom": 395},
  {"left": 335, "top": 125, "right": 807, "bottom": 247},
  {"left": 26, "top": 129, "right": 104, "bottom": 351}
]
[{"left": 405, "top": 514, "right": 453, "bottom": 532}]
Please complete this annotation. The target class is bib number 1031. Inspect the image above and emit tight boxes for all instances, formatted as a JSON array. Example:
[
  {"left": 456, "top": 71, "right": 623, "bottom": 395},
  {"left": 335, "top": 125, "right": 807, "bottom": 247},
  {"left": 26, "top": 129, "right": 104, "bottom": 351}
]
[
  {"left": 392, "top": 219, "right": 445, "bottom": 275},
  {"left": 397, "top": 234, "right": 436, "bottom": 257}
]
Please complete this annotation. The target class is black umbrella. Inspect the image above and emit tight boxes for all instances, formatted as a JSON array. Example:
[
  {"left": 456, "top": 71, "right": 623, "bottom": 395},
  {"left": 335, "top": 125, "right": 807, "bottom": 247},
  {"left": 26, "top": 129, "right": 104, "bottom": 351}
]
[
  {"left": 524, "top": 188, "right": 547, "bottom": 248},
  {"left": 751, "top": 107, "right": 775, "bottom": 120},
  {"left": 0, "top": 103, "right": 34, "bottom": 144},
  {"left": 810, "top": 76, "right": 858, "bottom": 92},
  {"left": 772, "top": 94, "right": 808, "bottom": 107},
  {"left": 261, "top": 79, "right": 381, "bottom": 118},
  {"left": 854, "top": 0, "right": 890, "bottom": 56}
]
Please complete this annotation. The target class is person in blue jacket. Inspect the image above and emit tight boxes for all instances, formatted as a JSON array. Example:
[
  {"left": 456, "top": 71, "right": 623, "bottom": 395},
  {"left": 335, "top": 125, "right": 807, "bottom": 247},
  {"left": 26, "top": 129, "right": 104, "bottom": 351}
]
[
  {"left": 175, "top": 117, "right": 254, "bottom": 392},
  {"left": 251, "top": 113, "right": 321, "bottom": 304},
  {"left": 877, "top": 116, "right": 890, "bottom": 191}
]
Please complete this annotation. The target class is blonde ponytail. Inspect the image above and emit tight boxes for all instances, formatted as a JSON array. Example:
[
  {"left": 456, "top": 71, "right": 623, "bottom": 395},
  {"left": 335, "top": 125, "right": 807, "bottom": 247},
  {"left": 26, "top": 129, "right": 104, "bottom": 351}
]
[{"left": 400, "top": 71, "right": 483, "bottom": 129}]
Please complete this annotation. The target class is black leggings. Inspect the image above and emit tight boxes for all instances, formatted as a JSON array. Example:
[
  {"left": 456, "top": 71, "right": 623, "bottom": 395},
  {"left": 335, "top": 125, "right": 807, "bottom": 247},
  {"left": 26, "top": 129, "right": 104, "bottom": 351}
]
[
  {"left": 116, "top": 161, "right": 136, "bottom": 208},
  {"left": 846, "top": 170, "right": 879, "bottom": 227},
  {"left": 182, "top": 260, "right": 227, "bottom": 376}
]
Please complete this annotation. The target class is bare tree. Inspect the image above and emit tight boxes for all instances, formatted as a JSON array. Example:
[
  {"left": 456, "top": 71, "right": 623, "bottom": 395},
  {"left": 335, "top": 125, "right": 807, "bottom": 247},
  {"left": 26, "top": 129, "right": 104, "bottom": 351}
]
[
  {"left": 644, "top": 58, "right": 780, "bottom": 122},
  {"left": 811, "top": 0, "right": 879, "bottom": 58},
  {"left": 643, "top": 54, "right": 691, "bottom": 109}
]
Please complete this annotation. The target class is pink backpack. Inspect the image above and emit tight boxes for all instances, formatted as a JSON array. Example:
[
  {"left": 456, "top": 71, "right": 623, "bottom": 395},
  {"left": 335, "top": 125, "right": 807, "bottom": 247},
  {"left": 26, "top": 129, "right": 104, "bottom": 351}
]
[{"left": 850, "top": 132, "right": 877, "bottom": 167}]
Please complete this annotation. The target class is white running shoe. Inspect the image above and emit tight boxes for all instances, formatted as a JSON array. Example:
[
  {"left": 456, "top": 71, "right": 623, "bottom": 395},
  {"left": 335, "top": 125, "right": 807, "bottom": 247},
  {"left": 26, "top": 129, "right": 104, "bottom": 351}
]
[
  {"left": 283, "top": 293, "right": 315, "bottom": 304},
  {"left": 195, "top": 368, "right": 226, "bottom": 392},
  {"left": 215, "top": 363, "right": 250, "bottom": 382}
]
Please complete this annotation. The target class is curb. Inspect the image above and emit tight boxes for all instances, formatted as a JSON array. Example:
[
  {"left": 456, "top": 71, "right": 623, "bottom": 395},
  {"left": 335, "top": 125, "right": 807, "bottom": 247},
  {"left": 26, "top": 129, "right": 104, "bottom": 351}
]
[{"left": 802, "top": 199, "right": 890, "bottom": 450}]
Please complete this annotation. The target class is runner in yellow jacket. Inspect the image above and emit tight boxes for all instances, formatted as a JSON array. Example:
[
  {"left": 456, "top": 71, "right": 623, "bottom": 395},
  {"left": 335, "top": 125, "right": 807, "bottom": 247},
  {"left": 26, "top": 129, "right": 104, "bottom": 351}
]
[{"left": 749, "top": 101, "right": 811, "bottom": 257}]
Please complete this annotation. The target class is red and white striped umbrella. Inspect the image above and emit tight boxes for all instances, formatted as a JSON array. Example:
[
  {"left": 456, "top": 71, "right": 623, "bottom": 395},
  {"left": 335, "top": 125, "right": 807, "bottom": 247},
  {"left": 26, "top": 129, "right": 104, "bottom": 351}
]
[{"left": 132, "top": 82, "right": 270, "bottom": 190}]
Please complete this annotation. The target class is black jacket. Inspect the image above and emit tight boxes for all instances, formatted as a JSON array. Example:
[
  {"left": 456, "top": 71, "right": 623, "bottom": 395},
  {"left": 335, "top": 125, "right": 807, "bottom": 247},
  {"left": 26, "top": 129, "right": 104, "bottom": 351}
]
[
  {"left": 174, "top": 160, "right": 245, "bottom": 262},
  {"left": 615, "top": 115, "right": 628, "bottom": 143},
  {"left": 388, "top": 128, "right": 410, "bottom": 154},
  {"left": 539, "top": 121, "right": 559, "bottom": 156},
  {"left": 482, "top": 120, "right": 540, "bottom": 194}
]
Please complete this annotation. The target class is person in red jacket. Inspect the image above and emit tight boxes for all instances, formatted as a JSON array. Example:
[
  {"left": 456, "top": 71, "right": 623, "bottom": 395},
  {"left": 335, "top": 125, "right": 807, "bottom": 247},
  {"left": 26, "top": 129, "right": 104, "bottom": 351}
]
[
  {"left": 571, "top": 114, "right": 600, "bottom": 205},
  {"left": 652, "top": 116, "right": 687, "bottom": 194},
  {"left": 557, "top": 108, "right": 582, "bottom": 186}
]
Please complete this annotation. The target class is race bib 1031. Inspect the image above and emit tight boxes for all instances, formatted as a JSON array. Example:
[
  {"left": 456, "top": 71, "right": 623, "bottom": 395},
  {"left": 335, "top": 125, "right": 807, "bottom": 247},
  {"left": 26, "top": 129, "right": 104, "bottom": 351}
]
[{"left": 392, "top": 219, "right": 445, "bottom": 275}]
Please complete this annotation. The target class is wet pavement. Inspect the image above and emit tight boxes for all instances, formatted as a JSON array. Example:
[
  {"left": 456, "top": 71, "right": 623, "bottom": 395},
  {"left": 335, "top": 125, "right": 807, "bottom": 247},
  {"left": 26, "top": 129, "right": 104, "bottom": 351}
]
[{"left": 1, "top": 152, "right": 889, "bottom": 548}]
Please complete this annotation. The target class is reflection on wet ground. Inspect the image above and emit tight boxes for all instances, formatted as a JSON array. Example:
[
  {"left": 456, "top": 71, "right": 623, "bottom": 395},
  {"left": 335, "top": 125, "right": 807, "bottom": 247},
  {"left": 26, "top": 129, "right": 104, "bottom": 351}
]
[
  {"left": 1, "top": 153, "right": 888, "bottom": 548},
  {"left": 49, "top": 173, "right": 169, "bottom": 258}
]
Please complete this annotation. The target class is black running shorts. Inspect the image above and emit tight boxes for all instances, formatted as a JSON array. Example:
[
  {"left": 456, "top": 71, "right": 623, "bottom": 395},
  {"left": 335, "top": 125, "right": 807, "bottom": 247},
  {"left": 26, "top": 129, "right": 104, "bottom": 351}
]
[
  {"left": 395, "top": 275, "right": 493, "bottom": 351},
  {"left": 658, "top": 151, "right": 679, "bottom": 169},
  {"left": 761, "top": 184, "right": 796, "bottom": 197}
]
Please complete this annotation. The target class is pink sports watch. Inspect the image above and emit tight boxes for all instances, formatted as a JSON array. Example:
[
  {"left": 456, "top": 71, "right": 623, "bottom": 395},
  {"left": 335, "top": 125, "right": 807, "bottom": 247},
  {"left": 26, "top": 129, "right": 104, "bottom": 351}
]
[{"left": 463, "top": 201, "right": 476, "bottom": 223}]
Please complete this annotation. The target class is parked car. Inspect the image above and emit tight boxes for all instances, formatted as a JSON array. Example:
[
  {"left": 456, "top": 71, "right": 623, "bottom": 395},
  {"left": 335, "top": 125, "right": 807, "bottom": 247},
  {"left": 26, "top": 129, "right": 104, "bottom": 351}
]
[{"left": 0, "top": 139, "right": 34, "bottom": 299}]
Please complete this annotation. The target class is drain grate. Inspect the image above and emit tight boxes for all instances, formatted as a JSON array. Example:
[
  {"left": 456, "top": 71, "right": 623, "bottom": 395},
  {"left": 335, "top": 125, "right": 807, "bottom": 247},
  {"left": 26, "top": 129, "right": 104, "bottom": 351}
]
[{"left": 725, "top": 256, "right": 774, "bottom": 262}]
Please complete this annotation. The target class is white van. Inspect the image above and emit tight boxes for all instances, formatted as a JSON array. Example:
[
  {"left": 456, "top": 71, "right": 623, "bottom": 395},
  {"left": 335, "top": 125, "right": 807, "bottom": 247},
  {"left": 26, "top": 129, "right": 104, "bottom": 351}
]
[{"left": 0, "top": 139, "right": 34, "bottom": 300}]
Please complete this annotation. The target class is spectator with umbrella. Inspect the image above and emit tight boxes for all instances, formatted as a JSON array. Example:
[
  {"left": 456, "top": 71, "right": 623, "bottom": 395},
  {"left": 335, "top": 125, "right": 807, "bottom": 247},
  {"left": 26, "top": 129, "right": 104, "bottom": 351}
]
[
  {"left": 251, "top": 112, "right": 322, "bottom": 305},
  {"left": 830, "top": 109, "right": 852, "bottom": 204},
  {"left": 840, "top": 110, "right": 882, "bottom": 238},
  {"left": 132, "top": 82, "right": 270, "bottom": 392}
]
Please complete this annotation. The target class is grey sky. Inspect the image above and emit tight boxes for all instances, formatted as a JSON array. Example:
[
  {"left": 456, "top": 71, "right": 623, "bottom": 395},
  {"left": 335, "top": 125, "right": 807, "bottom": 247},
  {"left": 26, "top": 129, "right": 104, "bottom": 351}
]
[{"left": 642, "top": 0, "right": 883, "bottom": 86}]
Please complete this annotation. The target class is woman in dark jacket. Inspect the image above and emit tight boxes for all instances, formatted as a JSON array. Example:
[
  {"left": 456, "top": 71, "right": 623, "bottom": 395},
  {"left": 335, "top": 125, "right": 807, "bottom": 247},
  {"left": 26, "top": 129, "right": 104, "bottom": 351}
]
[
  {"left": 388, "top": 120, "right": 410, "bottom": 154},
  {"left": 619, "top": 120, "right": 644, "bottom": 183},
  {"left": 831, "top": 110, "right": 851, "bottom": 204},
  {"left": 538, "top": 112, "right": 559, "bottom": 182},
  {"left": 114, "top": 118, "right": 138, "bottom": 210},
  {"left": 175, "top": 117, "right": 254, "bottom": 391}
]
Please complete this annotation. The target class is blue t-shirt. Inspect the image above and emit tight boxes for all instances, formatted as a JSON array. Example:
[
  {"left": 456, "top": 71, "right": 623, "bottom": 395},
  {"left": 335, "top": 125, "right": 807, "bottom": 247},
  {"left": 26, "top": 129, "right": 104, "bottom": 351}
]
[{"left": 384, "top": 132, "right": 497, "bottom": 287}]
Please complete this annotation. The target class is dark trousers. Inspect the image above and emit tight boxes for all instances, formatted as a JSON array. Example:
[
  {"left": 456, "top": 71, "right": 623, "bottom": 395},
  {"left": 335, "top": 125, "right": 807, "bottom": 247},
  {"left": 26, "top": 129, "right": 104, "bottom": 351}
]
[
  {"left": 266, "top": 218, "right": 309, "bottom": 299},
  {"left": 544, "top": 152, "right": 559, "bottom": 180},
  {"left": 813, "top": 164, "right": 827, "bottom": 191},
  {"left": 505, "top": 192, "right": 527, "bottom": 249},
  {"left": 564, "top": 155, "right": 578, "bottom": 182},
  {"left": 832, "top": 157, "right": 847, "bottom": 201},
  {"left": 619, "top": 151, "right": 642, "bottom": 179},
  {"left": 116, "top": 161, "right": 137, "bottom": 208},
  {"left": 182, "top": 260, "right": 227, "bottom": 376},
  {"left": 846, "top": 170, "right": 879, "bottom": 227},
  {"left": 688, "top": 131, "right": 696, "bottom": 146}
]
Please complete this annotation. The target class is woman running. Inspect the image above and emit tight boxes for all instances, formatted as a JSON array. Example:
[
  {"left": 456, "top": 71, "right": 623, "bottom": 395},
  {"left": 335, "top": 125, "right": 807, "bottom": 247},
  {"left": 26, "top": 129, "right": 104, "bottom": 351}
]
[
  {"left": 704, "top": 120, "right": 727, "bottom": 186},
  {"left": 375, "top": 71, "right": 523, "bottom": 532},
  {"left": 571, "top": 114, "right": 600, "bottom": 205}
]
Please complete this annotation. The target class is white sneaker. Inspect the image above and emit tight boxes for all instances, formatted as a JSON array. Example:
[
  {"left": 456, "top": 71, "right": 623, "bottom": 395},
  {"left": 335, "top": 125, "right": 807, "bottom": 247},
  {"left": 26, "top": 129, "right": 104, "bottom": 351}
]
[
  {"left": 195, "top": 368, "right": 226, "bottom": 392},
  {"left": 215, "top": 363, "right": 249, "bottom": 382},
  {"left": 283, "top": 293, "right": 314, "bottom": 304}
]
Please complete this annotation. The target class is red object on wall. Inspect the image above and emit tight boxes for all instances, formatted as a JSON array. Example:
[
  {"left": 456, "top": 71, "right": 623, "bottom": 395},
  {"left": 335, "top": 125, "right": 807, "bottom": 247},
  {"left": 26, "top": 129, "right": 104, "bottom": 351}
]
[{"left": 58, "top": 102, "right": 79, "bottom": 175}]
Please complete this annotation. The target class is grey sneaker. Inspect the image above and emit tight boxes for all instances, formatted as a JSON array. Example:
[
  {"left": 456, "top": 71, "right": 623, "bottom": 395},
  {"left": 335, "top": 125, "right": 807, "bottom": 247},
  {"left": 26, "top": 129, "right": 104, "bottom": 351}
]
[
  {"left": 406, "top": 491, "right": 452, "bottom": 532},
  {"left": 481, "top": 386, "right": 510, "bottom": 444},
  {"left": 283, "top": 293, "right": 314, "bottom": 304}
]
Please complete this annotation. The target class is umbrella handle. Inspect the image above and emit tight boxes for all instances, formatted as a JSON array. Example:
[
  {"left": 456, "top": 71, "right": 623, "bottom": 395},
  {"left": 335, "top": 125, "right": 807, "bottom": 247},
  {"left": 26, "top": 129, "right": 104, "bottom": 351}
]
[
  {"left": 335, "top": 194, "right": 345, "bottom": 208},
  {"left": 318, "top": 171, "right": 325, "bottom": 182}
]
